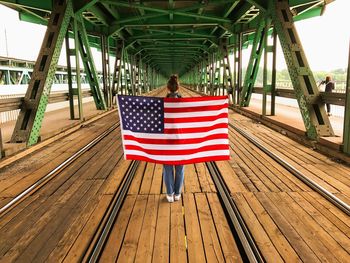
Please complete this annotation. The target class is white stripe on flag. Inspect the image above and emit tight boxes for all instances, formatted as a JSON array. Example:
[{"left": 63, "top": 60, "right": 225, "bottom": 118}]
[
  {"left": 164, "top": 99, "right": 228, "bottom": 108},
  {"left": 164, "top": 118, "right": 228, "bottom": 128},
  {"left": 122, "top": 128, "right": 228, "bottom": 139},
  {"left": 164, "top": 108, "right": 227, "bottom": 118}
]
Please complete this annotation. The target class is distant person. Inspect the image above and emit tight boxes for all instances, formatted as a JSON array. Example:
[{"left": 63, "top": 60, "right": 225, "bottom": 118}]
[
  {"left": 163, "top": 75, "right": 185, "bottom": 203},
  {"left": 320, "top": 75, "right": 335, "bottom": 116}
]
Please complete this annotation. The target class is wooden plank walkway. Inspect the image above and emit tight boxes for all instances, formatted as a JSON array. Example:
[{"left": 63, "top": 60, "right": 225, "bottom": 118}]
[{"left": 0, "top": 87, "right": 349, "bottom": 262}]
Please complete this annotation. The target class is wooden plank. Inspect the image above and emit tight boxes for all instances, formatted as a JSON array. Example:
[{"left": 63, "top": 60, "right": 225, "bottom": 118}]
[
  {"left": 281, "top": 192, "right": 350, "bottom": 261},
  {"left": 134, "top": 195, "right": 160, "bottom": 263},
  {"left": 139, "top": 163, "right": 155, "bottom": 194},
  {"left": 184, "top": 164, "right": 201, "bottom": 193},
  {"left": 229, "top": 128, "right": 308, "bottom": 192},
  {"left": 255, "top": 192, "right": 320, "bottom": 262},
  {"left": 241, "top": 192, "right": 300, "bottom": 261},
  {"left": 289, "top": 192, "right": 350, "bottom": 254},
  {"left": 0, "top": 109, "right": 117, "bottom": 170},
  {"left": 117, "top": 195, "right": 148, "bottom": 262},
  {"left": 128, "top": 162, "right": 146, "bottom": 195},
  {"left": 195, "top": 193, "right": 224, "bottom": 262},
  {"left": 226, "top": 159, "right": 258, "bottom": 192},
  {"left": 301, "top": 191, "right": 350, "bottom": 235},
  {"left": 170, "top": 197, "right": 187, "bottom": 263},
  {"left": 183, "top": 193, "right": 206, "bottom": 263},
  {"left": 0, "top": 180, "right": 94, "bottom": 261},
  {"left": 207, "top": 193, "right": 242, "bottom": 262},
  {"left": 229, "top": 138, "right": 269, "bottom": 192},
  {"left": 232, "top": 193, "right": 283, "bottom": 262},
  {"left": 267, "top": 192, "right": 339, "bottom": 262},
  {"left": 195, "top": 162, "right": 216, "bottom": 193},
  {"left": 103, "top": 160, "right": 132, "bottom": 195},
  {"left": 17, "top": 180, "right": 104, "bottom": 263},
  {"left": 47, "top": 194, "right": 113, "bottom": 262},
  {"left": 152, "top": 195, "right": 170, "bottom": 263},
  {"left": 215, "top": 161, "right": 247, "bottom": 193},
  {"left": 149, "top": 163, "right": 163, "bottom": 194},
  {"left": 99, "top": 195, "right": 137, "bottom": 263},
  {"left": 229, "top": 131, "right": 286, "bottom": 192}
]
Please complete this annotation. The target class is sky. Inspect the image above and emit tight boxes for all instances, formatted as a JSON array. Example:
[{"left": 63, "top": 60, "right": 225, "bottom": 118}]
[{"left": 0, "top": 0, "right": 349, "bottom": 72}]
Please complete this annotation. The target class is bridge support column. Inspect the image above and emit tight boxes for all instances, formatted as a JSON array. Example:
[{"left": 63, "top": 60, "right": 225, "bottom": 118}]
[
  {"left": 262, "top": 21, "right": 276, "bottom": 117},
  {"left": 11, "top": 0, "right": 74, "bottom": 145},
  {"left": 74, "top": 15, "right": 106, "bottom": 110},
  {"left": 240, "top": 16, "right": 268, "bottom": 107},
  {"left": 112, "top": 40, "right": 124, "bottom": 100},
  {"left": 343, "top": 42, "right": 350, "bottom": 154},
  {"left": 65, "top": 31, "right": 82, "bottom": 121},
  {"left": 271, "top": 0, "right": 334, "bottom": 139},
  {"left": 101, "top": 35, "right": 111, "bottom": 108}
]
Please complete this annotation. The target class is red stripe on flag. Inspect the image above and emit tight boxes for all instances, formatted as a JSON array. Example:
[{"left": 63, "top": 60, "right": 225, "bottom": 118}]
[
  {"left": 164, "top": 123, "right": 228, "bottom": 134},
  {"left": 124, "top": 155, "right": 230, "bottom": 165},
  {"left": 164, "top": 112, "right": 228, "bottom": 123},
  {"left": 123, "top": 133, "right": 228, "bottom": 145},
  {"left": 125, "top": 144, "right": 229, "bottom": 155},
  {"left": 164, "top": 103, "right": 228, "bottom": 113}
]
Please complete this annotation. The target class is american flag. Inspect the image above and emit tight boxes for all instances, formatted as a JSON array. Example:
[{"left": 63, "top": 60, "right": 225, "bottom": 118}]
[{"left": 117, "top": 95, "right": 230, "bottom": 165}]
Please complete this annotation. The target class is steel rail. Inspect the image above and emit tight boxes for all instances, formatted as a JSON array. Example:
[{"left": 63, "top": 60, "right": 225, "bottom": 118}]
[
  {"left": 206, "top": 161, "right": 264, "bottom": 263},
  {"left": 86, "top": 160, "right": 139, "bottom": 263},
  {"left": 229, "top": 123, "right": 350, "bottom": 216},
  {"left": 0, "top": 123, "right": 119, "bottom": 218}
]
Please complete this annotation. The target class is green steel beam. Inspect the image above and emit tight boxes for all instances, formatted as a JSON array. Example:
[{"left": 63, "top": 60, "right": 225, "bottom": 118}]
[
  {"left": 343, "top": 42, "right": 350, "bottom": 154},
  {"left": 240, "top": 16, "right": 267, "bottom": 106},
  {"left": 104, "top": 1, "right": 233, "bottom": 23},
  {"left": 74, "top": 0, "right": 99, "bottom": 14},
  {"left": 271, "top": 0, "right": 333, "bottom": 138},
  {"left": 75, "top": 14, "right": 106, "bottom": 110},
  {"left": 11, "top": 0, "right": 73, "bottom": 145}
]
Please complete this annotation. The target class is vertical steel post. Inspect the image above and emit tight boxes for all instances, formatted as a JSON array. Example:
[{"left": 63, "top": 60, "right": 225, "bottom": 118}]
[
  {"left": 73, "top": 17, "right": 83, "bottom": 121},
  {"left": 240, "top": 16, "right": 267, "bottom": 107},
  {"left": 237, "top": 32, "right": 243, "bottom": 105},
  {"left": 271, "top": 0, "right": 334, "bottom": 138},
  {"left": 65, "top": 33, "right": 75, "bottom": 119},
  {"left": 271, "top": 28, "right": 277, "bottom": 116},
  {"left": 11, "top": 0, "right": 73, "bottom": 145},
  {"left": 343, "top": 41, "right": 350, "bottom": 154}
]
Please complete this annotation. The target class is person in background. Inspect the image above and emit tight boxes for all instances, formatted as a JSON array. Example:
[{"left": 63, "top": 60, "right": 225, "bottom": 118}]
[
  {"left": 320, "top": 75, "right": 335, "bottom": 116},
  {"left": 163, "top": 75, "right": 185, "bottom": 203}
]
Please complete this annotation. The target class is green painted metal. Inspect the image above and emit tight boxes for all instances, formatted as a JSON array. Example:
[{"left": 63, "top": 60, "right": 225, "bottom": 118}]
[
  {"left": 10, "top": 0, "right": 73, "bottom": 145},
  {"left": 75, "top": 14, "right": 106, "bottom": 110},
  {"left": 342, "top": 42, "right": 350, "bottom": 154},
  {"left": 271, "top": 0, "right": 333, "bottom": 139},
  {"left": 240, "top": 16, "right": 268, "bottom": 107}
]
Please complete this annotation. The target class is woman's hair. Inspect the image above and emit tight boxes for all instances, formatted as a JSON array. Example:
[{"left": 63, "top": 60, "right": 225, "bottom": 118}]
[
  {"left": 326, "top": 75, "right": 332, "bottom": 82},
  {"left": 167, "top": 74, "right": 179, "bottom": 92}
]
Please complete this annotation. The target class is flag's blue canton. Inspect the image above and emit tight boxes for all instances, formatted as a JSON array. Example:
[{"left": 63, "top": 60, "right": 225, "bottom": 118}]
[{"left": 118, "top": 95, "right": 164, "bottom": 133}]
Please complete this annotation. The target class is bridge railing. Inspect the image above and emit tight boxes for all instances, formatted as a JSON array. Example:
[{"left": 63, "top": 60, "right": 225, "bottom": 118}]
[{"left": 0, "top": 90, "right": 92, "bottom": 123}]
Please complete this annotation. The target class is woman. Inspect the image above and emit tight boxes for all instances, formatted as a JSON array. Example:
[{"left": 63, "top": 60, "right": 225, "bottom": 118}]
[{"left": 163, "top": 75, "right": 185, "bottom": 202}]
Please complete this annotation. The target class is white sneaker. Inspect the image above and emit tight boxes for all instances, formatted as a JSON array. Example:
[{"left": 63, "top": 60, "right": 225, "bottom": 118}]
[
  {"left": 166, "top": 194, "right": 174, "bottom": 203},
  {"left": 174, "top": 194, "right": 181, "bottom": 201}
]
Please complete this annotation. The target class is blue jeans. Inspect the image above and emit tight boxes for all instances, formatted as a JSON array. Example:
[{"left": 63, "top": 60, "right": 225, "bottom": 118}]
[{"left": 163, "top": 165, "right": 185, "bottom": 195}]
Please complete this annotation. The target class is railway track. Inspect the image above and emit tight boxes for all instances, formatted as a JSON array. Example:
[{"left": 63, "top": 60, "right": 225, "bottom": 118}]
[
  {"left": 206, "top": 161, "right": 264, "bottom": 263},
  {"left": 0, "top": 122, "right": 120, "bottom": 217},
  {"left": 183, "top": 86, "right": 350, "bottom": 216}
]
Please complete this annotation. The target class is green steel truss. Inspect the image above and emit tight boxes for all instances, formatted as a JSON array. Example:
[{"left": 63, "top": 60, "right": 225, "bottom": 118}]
[
  {"left": 271, "top": 0, "right": 334, "bottom": 139},
  {"left": 343, "top": 43, "right": 350, "bottom": 154},
  {"left": 10, "top": 0, "right": 74, "bottom": 145},
  {"left": 240, "top": 16, "right": 269, "bottom": 107},
  {"left": 74, "top": 15, "right": 106, "bottom": 110},
  {"left": 1, "top": 0, "right": 336, "bottom": 145}
]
